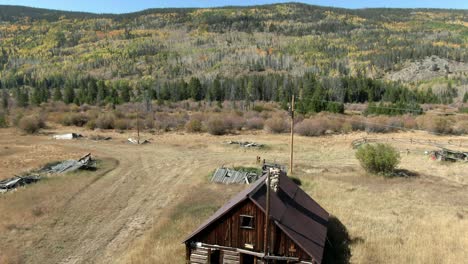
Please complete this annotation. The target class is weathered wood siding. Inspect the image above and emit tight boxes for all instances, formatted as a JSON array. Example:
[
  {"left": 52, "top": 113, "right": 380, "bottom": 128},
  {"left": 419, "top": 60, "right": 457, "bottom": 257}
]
[{"left": 191, "top": 199, "right": 312, "bottom": 261}]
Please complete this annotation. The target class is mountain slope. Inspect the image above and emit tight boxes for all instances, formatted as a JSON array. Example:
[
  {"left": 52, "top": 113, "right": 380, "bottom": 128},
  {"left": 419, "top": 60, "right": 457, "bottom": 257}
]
[{"left": 0, "top": 3, "right": 466, "bottom": 104}]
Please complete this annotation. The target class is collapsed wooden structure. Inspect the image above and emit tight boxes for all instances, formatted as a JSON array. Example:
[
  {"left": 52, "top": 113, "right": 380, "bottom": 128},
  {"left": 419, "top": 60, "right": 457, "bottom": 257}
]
[
  {"left": 185, "top": 169, "right": 329, "bottom": 264},
  {"left": 429, "top": 148, "right": 468, "bottom": 162}
]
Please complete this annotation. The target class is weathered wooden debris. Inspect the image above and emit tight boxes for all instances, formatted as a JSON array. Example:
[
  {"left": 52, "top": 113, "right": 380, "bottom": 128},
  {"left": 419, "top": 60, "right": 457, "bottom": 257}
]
[
  {"left": 429, "top": 148, "right": 468, "bottom": 162},
  {"left": 40, "top": 153, "right": 96, "bottom": 174},
  {"left": 0, "top": 175, "right": 41, "bottom": 193},
  {"left": 226, "top": 141, "right": 264, "bottom": 148},
  {"left": 211, "top": 168, "right": 259, "bottom": 184},
  {"left": 1, "top": 154, "right": 96, "bottom": 194},
  {"left": 128, "top": 138, "right": 150, "bottom": 144},
  {"left": 53, "top": 133, "right": 83, "bottom": 140}
]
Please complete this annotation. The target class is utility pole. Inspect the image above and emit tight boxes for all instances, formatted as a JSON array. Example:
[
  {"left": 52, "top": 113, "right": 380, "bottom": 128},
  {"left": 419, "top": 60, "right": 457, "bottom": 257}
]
[
  {"left": 263, "top": 170, "right": 271, "bottom": 263},
  {"left": 136, "top": 107, "right": 140, "bottom": 144},
  {"left": 289, "top": 95, "right": 295, "bottom": 176}
]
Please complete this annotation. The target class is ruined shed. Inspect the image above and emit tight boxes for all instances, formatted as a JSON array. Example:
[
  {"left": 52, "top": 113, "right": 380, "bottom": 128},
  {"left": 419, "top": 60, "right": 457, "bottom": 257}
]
[
  {"left": 211, "top": 168, "right": 259, "bottom": 184},
  {"left": 185, "top": 171, "right": 329, "bottom": 264}
]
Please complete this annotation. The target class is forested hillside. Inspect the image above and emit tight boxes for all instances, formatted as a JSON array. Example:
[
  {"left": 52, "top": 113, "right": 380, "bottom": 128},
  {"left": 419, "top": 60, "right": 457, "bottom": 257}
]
[{"left": 0, "top": 3, "right": 467, "bottom": 111}]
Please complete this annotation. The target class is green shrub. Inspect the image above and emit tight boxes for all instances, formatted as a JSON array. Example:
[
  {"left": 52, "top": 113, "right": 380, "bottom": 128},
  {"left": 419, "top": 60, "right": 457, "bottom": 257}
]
[
  {"left": 18, "top": 115, "right": 45, "bottom": 134},
  {"left": 356, "top": 143, "right": 400, "bottom": 175}
]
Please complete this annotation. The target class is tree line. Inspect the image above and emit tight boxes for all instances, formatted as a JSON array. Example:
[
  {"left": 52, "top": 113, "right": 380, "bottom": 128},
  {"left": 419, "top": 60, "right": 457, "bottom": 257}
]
[{"left": 1, "top": 72, "right": 456, "bottom": 115}]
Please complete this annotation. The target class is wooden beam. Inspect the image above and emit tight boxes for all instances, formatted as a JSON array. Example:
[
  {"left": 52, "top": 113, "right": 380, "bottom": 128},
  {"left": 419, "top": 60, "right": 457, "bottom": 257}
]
[
  {"left": 237, "top": 248, "right": 265, "bottom": 258},
  {"left": 264, "top": 255, "right": 299, "bottom": 261},
  {"left": 264, "top": 170, "right": 270, "bottom": 262},
  {"left": 289, "top": 94, "right": 295, "bottom": 175}
]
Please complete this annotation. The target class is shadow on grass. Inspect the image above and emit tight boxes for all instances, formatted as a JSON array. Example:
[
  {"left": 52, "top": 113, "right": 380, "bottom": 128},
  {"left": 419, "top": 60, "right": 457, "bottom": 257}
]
[
  {"left": 290, "top": 177, "right": 302, "bottom": 186},
  {"left": 393, "top": 169, "right": 419, "bottom": 178},
  {"left": 323, "top": 216, "right": 356, "bottom": 264}
]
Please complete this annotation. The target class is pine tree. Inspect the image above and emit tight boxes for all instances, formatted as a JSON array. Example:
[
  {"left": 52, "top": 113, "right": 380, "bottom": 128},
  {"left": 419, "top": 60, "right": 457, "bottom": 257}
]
[
  {"left": 31, "top": 86, "right": 41, "bottom": 105},
  {"left": 53, "top": 87, "right": 63, "bottom": 101},
  {"left": 96, "top": 80, "right": 106, "bottom": 105},
  {"left": 15, "top": 87, "right": 29, "bottom": 107},
  {"left": 188, "top": 77, "right": 202, "bottom": 101},
  {"left": 120, "top": 84, "right": 131, "bottom": 103},
  {"left": 64, "top": 86, "right": 75, "bottom": 104},
  {"left": 2, "top": 88, "right": 9, "bottom": 110}
]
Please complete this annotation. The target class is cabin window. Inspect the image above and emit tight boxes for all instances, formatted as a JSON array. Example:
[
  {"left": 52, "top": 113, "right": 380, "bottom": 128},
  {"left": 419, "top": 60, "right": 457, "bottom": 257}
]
[{"left": 240, "top": 215, "right": 254, "bottom": 229}]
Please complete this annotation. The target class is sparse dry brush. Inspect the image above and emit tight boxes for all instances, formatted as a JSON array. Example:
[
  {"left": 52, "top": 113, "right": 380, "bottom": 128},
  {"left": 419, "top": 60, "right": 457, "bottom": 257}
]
[
  {"left": 223, "top": 113, "right": 245, "bottom": 131},
  {"left": 2, "top": 101, "right": 467, "bottom": 138},
  {"left": 185, "top": 119, "right": 203, "bottom": 133},
  {"left": 417, "top": 115, "right": 454, "bottom": 134},
  {"left": 18, "top": 115, "right": 45, "bottom": 134},
  {"left": 265, "top": 115, "right": 289, "bottom": 133},
  {"left": 246, "top": 117, "right": 264, "bottom": 130},
  {"left": 114, "top": 118, "right": 131, "bottom": 130},
  {"left": 95, "top": 113, "right": 115, "bottom": 129},
  {"left": 60, "top": 113, "right": 88, "bottom": 127},
  {"left": 207, "top": 116, "right": 229, "bottom": 135},
  {"left": 296, "top": 118, "right": 328, "bottom": 136}
]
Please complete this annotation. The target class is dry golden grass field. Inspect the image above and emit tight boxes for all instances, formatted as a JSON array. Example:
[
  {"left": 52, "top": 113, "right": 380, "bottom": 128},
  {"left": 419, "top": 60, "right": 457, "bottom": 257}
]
[{"left": 0, "top": 125, "right": 467, "bottom": 264}]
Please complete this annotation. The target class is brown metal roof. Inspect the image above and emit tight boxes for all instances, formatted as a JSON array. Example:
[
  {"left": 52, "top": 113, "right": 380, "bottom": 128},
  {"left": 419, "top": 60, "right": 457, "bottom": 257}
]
[{"left": 184, "top": 172, "right": 329, "bottom": 263}]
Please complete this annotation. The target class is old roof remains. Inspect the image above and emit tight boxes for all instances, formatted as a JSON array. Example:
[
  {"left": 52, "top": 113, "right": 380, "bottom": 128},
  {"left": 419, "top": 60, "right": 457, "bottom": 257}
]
[{"left": 211, "top": 167, "right": 259, "bottom": 184}]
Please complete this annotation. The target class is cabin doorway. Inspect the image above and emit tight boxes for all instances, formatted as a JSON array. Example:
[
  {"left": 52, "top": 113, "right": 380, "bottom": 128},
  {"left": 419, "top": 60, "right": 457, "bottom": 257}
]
[
  {"left": 210, "top": 250, "right": 220, "bottom": 264},
  {"left": 241, "top": 254, "right": 255, "bottom": 264}
]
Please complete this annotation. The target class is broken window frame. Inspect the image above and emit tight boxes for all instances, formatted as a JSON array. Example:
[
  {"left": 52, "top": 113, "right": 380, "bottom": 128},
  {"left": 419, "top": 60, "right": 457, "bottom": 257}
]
[{"left": 240, "top": 215, "right": 255, "bottom": 229}]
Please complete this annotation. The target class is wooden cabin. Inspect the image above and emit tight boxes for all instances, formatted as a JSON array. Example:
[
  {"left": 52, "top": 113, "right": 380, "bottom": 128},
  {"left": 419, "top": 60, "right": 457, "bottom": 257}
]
[{"left": 184, "top": 171, "right": 329, "bottom": 264}]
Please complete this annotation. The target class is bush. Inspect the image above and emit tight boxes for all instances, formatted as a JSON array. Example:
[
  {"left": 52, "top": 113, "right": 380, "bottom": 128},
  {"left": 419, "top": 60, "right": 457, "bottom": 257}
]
[
  {"left": 144, "top": 116, "right": 155, "bottom": 129},
  {"left": 452, "top": 120, "right": 468, "bottom": 135},
  {"left": 95, "top": 113, "right": 115, "bottom": 129},
  {"left": 18, "top": 115, "right": 45, "bottom": 134},
  {"left": 86, "top": 119, "right": 96, "bottom": 130},
  {"left": 60, "top": 113, "right": 88, "bottom": 127},
  {"left": 245, "top": 117, "right": 264, "bottom": 130},
  {"left": 417, "top": 116, "right": 453, "bottom": 134},
  {"left": 265, "top": 117, "right": 288, "bottom": 133},
  {"left": 114, "top": 118, "right": 131, "bottom": 130},
  {"left": 365, "top": 116, "right": 395, "bottom": 133},
  {"left": 349, "top": 116, "right": 366, "bottom": 131},
  {"left": 207, "top": 117, "right": 229, "bottom": 135},
  {"left": 185, "top": 119, "right": 203, "bottom": 133},
  {"left": 296, "top": 118, "right": 327, "bottom": 136},
  {"left": 0, "top": 112, "right": 7, "bottom": 128},
  {"left": 356, "top": 143, "right": 400, "bottom": 175},
  {"left": 224, "top": 114, "right": 245, "bottom": 131}
]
